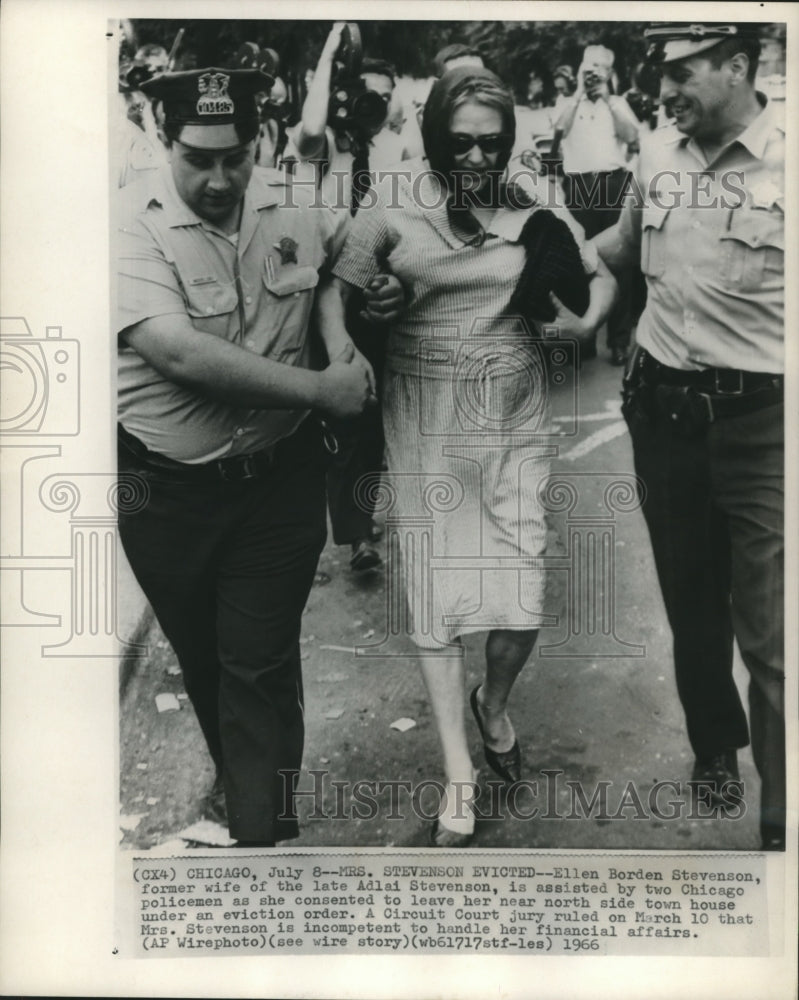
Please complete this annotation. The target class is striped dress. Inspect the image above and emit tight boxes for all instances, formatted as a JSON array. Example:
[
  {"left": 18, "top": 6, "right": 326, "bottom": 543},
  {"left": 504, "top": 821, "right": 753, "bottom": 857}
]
[{"left": 333, "top": 160, "right": 595, "bottom": 649}]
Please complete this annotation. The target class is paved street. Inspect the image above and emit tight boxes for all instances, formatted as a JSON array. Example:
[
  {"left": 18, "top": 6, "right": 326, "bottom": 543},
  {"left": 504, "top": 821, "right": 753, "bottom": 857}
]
[{"left": 119, "top": 336, "right": 761, "bottom": 853}]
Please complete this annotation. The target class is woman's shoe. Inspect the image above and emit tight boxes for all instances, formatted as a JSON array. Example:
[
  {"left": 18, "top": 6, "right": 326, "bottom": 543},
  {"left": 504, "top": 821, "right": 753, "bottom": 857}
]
[
  {"left": 429, "top": 778, "right": 477, "bottom": 848},
  {"left": 470, "top": 685, "right": 521, "bottom": 784},
  {"left": 430, "top": 818, "right": 474, "bottom": 848}
]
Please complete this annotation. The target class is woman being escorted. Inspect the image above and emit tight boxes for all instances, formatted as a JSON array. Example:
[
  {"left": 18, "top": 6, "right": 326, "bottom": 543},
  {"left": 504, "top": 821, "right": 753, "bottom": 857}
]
[{"left": 319, "top": 67, "right": 616, "bottom": 846}]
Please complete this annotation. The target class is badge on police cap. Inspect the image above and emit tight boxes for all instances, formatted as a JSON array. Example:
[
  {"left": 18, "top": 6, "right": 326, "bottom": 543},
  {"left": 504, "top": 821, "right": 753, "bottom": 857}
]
[
  {"left": 140, "top": 66, "right": 273, "bottom": 149},
  {"left": 197, "top": 72, "right": 234, "bottom": 115}
]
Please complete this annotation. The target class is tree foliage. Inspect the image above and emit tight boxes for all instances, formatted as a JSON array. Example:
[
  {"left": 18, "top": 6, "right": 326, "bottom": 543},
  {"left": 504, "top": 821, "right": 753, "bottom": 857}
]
[
  {"left": 124, "top": 17, "right": 784, "bottom": 99},
  {"left": 126, "top": 18, "right": 647, "bottom": 83}
]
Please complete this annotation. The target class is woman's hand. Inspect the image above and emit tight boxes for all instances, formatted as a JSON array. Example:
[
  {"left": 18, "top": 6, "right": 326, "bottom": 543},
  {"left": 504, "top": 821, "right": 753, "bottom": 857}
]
[
  {"left": 360, "top": 274, "right": 407, "bottom": 324},
  {"left": 547, "top": 291, "right": 595, "bottom": 342}
]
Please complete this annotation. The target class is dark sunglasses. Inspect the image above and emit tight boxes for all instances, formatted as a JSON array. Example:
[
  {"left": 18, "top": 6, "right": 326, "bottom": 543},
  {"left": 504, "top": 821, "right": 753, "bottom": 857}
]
[{"left": 447, "top": 132, "right": 514, "bottom": 155}]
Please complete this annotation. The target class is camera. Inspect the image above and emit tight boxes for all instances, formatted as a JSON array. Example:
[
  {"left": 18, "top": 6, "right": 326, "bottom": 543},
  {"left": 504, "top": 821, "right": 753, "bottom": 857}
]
[
  {"left": 327, "top": 24, "right": 388, "bottom": 135},
  {"left": 625, "top": 90, "right": 658, "bottom": 126},
  {"left": 416, "top": 323, "right": 579, "bottom": 439},
  {"left": 0, "top": 318, "right": 80, "bottom": 435},
  {"left": 119, "top": 61, "right": 153, "bottom": 94}
]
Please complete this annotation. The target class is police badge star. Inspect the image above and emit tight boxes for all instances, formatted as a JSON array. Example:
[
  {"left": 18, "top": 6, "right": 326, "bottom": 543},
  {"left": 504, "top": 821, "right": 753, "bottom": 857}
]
[
  {"left": 274, "top": 236, "right": 298, "bottom": 264},
  {"left": 749, "top": 180, "right": 783, "bottom": 212}
]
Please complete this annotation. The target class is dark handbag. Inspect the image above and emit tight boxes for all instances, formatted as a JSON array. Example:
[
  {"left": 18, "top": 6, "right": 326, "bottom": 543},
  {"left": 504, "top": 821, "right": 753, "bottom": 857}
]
[{"left": 507, "top": 207, "right": 591, "bottom": 325}]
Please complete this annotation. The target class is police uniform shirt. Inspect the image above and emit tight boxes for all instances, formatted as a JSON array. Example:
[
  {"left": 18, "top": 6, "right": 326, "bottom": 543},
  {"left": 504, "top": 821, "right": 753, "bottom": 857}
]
[
  {"left": 616, "top": 96, "right": 784, "bottom": 373},
  {"left": 116, "top": 164, "right": 346, "bottom": 462}
]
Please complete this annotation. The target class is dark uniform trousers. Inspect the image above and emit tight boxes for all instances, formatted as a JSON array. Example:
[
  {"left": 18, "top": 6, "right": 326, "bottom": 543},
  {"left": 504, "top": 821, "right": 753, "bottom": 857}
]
[
  {"left": 325, "top": 291, "right": 387, "bottom": 545},
  {"left": 625, "top": 390, "right": 785, "bottom": 831},
  {"left": 118, "top": 418, "right": 327, "bottom": 842}
]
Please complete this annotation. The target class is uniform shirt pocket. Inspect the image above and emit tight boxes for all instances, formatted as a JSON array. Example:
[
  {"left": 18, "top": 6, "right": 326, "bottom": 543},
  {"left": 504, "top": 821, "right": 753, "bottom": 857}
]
[
  {"left": 184, "top": 279, "right": 239, "bottom": 337},
  {"left": 262, "top": 264, "right": 320, "bottom": 362},
  {"left": 719, "top": 208, "right": 784, "bottom": 292},
  {"left": 263, "top": 264, "right": 320, "bottom": 298},
  {"left": 640, "top": 206, "right": 670, "bottom": 278}
]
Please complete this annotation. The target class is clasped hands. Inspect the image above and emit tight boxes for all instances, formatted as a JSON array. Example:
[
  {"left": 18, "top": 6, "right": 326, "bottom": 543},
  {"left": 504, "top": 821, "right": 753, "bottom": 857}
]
[{"left": 322, "top": 273, "right": 406, "bottom": 417}]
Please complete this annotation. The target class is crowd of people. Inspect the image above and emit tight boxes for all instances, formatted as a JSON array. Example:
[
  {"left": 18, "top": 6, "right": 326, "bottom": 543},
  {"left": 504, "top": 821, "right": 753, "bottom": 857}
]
[{"left": 115, "top": 21, "right": 785, "bottom": 853}]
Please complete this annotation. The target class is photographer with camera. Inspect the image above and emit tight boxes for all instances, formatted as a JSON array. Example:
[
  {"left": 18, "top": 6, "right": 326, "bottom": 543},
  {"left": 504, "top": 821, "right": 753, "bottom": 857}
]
[
  {"left": 287, "top": 23, "right": 407, "bottom": 572},
  {"left": 287, "top": 22, "right": 405, "bottom": 213},
  {"left": 555, "top": 43, "right": 640, "bottom": 365},
  {"left": 256, "top": 74, "right": 291, "bottom": 168},
  {"left": 231, "top": 42, "right": 292, "bottom": 170},
  {"left": 115, "top": 62, "right": 165, "bottom": 187}
]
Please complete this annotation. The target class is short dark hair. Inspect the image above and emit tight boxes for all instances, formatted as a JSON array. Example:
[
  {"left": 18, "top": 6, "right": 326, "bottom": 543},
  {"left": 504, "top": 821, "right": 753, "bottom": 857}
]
[
  {"left": 433, "top": 43, "right": 483, "bottom": 76},
  {"left": 162, "top": 119, "right": 260, "bottom": 147},
  {"left": 360, "top": 57, "right": 396, "bottom": 86},
  {"left": 706, "top": 34, "right": 761, "bottom": 82}
]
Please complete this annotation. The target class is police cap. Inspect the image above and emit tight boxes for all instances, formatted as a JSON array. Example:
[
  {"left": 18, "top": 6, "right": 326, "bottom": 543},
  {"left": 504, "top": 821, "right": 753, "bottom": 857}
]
[
  {"left": 140, "top": 67, "right": 273, "bottom": 149},
  {"left": 645, "top": 23, "right": 760, "bottom": 65}
]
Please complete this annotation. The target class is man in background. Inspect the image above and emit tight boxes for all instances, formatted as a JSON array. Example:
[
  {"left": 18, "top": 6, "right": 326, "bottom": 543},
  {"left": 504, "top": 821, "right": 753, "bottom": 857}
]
[
  {"left": 556, "top": 43, "right": 640, "bottom": 365},
  {"left": 288, "top": 23, "right": 406, "bottom": 571}
]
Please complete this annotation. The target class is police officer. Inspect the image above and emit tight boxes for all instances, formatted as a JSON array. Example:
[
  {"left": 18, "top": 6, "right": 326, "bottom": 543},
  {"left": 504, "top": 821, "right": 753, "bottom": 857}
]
[
  {"left": 115, "top": 66, "right": 380, "bottom": 847},
  {"left": 595, "top": 24, "right": 785, "bottom": 849}
]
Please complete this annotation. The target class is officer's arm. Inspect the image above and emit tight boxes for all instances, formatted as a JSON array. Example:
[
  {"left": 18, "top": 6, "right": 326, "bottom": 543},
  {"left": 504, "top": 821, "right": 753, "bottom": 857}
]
[
  {"left": 582, "top": 255, "right": 618, "bottom": 331},
  {"left": 607, "top": 96, "right": 640, "bottom": 146},
  {"left": 120, "top": 313, "right": 370, "bottom": 418},
  {"left": 592, "top": 187, "right": 642, "bottom": 275},
  {"left": 592, "top": 222, "right": 638, "bottom": 273},
  {"left": 548, "top": 255, "right": 618, "bottom": 341},
  {"left": 315, "top": 278, "right": 377, "bottom": 397},
  {"left": 315, "top": 277, "right": 355, "bottom": 360}
]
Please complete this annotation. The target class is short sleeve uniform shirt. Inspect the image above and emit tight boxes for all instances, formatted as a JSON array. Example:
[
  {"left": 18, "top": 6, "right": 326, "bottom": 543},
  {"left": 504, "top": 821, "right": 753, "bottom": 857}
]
[
  {"left": 116, "top": 165, "right": 345, "bottom": 462},
  {"left": 616, "top": 99, "right": 784, "bottom": 373}
]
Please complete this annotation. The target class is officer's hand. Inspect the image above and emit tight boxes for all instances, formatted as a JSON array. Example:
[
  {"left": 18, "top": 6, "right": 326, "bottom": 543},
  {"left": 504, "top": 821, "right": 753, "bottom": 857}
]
[
  {"left": 330, "top": 341, "right": 377, "bottom": 398},
  {"left": 548, "top": 292, "right": 594, "bottom": 342},
  {"left": 360, "top": 274, "right": 406, "bottom": 324},
  {"left": 318, "top": 342, "right": 376, "bottom": 417}
]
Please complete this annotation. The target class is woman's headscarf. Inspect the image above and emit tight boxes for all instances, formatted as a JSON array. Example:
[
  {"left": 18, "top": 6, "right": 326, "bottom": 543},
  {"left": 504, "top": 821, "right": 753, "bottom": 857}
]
[
  {"left": 422, "top": 66, "right": 516, "bottom": 185},
  {"left": 421, "top": 66, "right": 590, "bottom": 322}
]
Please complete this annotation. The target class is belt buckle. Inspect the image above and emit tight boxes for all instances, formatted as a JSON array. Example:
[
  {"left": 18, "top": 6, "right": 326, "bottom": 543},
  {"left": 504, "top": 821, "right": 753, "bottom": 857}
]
[{"left": 713, "top": 369, "right": 744, "bottom": 395}]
